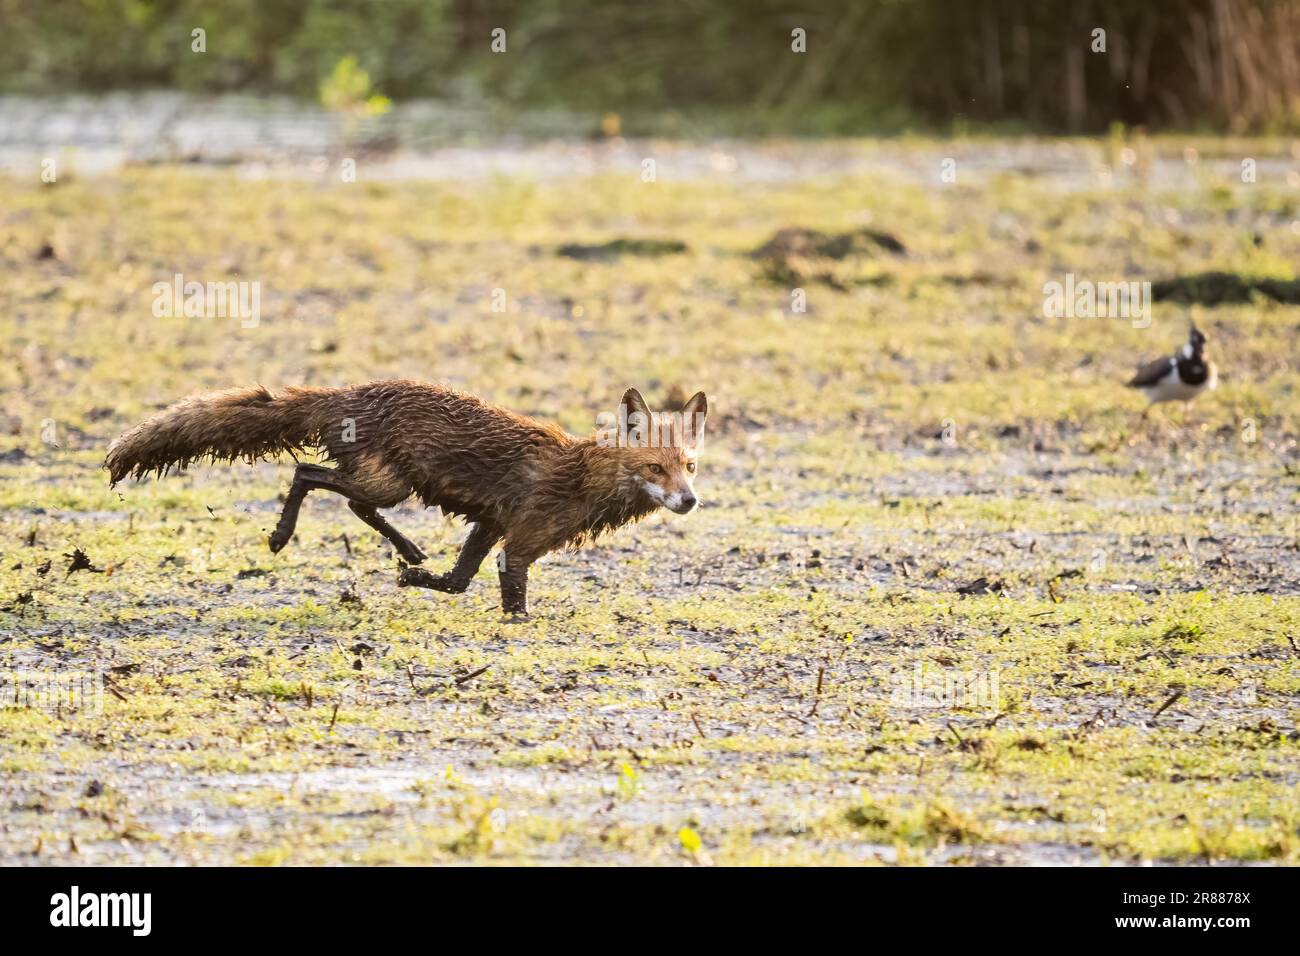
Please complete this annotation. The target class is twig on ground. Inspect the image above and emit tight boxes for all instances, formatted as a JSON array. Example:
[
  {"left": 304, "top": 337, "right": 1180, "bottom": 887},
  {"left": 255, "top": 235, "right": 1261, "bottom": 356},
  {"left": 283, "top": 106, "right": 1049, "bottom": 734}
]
[
  {"left": 805, "top": 665, "right": 825, "bottom": 717},
  {"left": 1150, "top": 689, "right": 1184, "bottom": 723},
  {"left": 454, "top": 664, "right": 491, "bottom": 686}
]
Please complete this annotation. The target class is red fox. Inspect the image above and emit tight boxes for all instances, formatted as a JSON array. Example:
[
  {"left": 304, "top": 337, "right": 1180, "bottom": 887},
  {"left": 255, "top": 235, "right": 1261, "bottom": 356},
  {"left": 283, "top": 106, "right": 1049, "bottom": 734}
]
[{"left": 105, "top": 382, "right": 707, "bottom": 617}]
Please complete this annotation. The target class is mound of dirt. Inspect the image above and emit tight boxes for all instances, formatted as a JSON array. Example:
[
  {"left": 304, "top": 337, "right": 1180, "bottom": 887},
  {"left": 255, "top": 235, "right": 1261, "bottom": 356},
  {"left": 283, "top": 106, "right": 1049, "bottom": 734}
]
[
  {"left": 1151, "top": 272, "right": 1300, "bottom": 306},
  {"left": 752, "top": 226, "right": 905, "bottom": 261},
  {"left": 751, "top": 226, "right": 906, "bottom": 289}
]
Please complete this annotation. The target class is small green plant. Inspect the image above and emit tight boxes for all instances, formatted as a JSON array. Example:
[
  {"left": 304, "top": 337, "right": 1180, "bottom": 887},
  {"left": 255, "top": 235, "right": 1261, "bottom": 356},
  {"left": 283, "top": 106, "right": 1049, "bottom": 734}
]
[
  {"left": 1162, "top": 621, "right": 1205, "bottom": 642},
  {"left": 616, "top": 763, "right": 642, "bottom": 801},
  {"left": 319, "top": 55, "right": 391, "bottom": 139},
  {"left": 844, "top": 796, "right": 988, "bottom": 848},
  {"left": 844, "top": 798, "right": 891, "bottom": 833},
  {"left": 446, "top": 795, "right": 501, "bottom": 856},
  {"left": 677, "top": 827, "right": 702, "bottom": 854}
]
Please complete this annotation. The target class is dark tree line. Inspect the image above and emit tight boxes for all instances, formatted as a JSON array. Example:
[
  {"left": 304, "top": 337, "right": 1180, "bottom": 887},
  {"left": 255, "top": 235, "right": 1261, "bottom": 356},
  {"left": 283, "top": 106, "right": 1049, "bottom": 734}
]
[{"left": 1, "top": 0, "right": 1295, "bottom": 132}]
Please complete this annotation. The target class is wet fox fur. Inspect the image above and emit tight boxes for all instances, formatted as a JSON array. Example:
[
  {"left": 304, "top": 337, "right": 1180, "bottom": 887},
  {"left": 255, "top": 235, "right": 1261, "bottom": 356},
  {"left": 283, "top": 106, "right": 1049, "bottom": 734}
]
[{"left": 105, "top": 381, "right": 708, "bottom": 616}]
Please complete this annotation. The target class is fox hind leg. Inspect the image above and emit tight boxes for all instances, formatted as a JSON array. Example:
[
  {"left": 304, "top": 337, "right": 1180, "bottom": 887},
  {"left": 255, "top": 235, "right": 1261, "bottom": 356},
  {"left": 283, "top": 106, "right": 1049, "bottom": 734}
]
[
  {"left": 269, "top": 464, "right": 335, "bottom": 554},
  {"left": 399, "top": 521, "right": 502, "bottom": 594},
  {"left": 348, "top": 502, "right": 426, "bottom": 564},
  {"left": 269, "top": 463, "right": 421, "bottom": 561}
]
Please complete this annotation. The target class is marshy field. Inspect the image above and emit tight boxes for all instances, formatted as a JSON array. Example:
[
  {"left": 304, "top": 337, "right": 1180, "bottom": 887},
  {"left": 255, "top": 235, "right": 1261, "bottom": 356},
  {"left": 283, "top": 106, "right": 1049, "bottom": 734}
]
[{"left": 1, "top": 136, "right": 1298, "bottom": 865}]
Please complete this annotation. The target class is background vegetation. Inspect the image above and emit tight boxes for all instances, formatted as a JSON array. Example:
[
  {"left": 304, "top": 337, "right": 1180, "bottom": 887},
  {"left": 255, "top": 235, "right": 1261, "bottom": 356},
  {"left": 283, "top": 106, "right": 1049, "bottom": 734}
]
[{"left": 2, "top": 0, "right": 1298, "bottom": 133}]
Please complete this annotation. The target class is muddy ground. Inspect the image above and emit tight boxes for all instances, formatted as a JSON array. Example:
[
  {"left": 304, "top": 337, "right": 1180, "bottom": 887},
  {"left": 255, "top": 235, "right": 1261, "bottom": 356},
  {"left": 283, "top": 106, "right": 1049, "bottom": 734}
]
[{"left": 1, "top": 135, "right": 1298, "bottom": 864}]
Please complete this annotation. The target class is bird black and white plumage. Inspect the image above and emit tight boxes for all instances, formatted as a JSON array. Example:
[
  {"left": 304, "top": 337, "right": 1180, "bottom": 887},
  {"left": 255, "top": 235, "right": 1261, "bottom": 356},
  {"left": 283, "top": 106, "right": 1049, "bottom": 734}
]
[{"left": 1128, "top": 324, "right": 1217, "bottom": 407}]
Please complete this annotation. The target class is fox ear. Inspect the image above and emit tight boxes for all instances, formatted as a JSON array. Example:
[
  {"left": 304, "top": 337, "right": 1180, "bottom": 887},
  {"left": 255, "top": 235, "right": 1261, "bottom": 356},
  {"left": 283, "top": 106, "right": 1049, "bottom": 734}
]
[
  {"left": 680, "top": 391, "right": 707, "bottom": 446},
  {"left": 620, "top": 387, "right": 651, "bottom": 421}
]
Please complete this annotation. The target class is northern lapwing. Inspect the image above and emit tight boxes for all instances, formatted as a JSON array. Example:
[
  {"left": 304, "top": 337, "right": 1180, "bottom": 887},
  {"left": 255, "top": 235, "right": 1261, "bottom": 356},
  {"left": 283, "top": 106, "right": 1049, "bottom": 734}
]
[{"left": 1128, "top": 323, "right": 1217, "bottom": 418}]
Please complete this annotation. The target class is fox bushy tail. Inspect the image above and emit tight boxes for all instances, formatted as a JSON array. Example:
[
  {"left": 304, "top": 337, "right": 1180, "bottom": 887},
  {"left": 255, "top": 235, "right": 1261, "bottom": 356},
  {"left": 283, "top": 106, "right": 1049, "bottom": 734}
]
[{"left": 105, "top": 385, "right": 342, "bottom": 484}]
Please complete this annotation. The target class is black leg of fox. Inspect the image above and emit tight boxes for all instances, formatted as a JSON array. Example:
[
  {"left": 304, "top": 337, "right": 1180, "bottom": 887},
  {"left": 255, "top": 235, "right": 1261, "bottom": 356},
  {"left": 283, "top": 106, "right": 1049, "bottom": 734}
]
[
  {"left": 406, "top": 547, "right": 532, "bottom": 618},
  {"left": 399, "top": 521, "right": 502, "bottom": 594},
  {"left": 269, "top": 463, "right": 426, "bottom": 564},
  {"left": 498, "top": 557, "right": 530, "bottom": 619},
  {"left": 492, "top": 540, "right": 541, "bottom": 619},
  {"left": 346, "top": 502, "right": 426, "bottom": 564},
  {"left": 268, "top": 464, "right": 328, "bottom": 553}
]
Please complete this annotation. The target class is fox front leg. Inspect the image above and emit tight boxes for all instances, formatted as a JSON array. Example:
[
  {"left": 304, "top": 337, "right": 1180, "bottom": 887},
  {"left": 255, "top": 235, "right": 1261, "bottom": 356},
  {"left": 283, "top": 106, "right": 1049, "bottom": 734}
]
[
  {"left": 496, "top": 547, "right": 535, "bottom": 620},
  {"left": 397, "top": 521, "right": 500, "bottom": 594},
  {"left": 398, "top": 567, "right": 466, "bottom": 593}
]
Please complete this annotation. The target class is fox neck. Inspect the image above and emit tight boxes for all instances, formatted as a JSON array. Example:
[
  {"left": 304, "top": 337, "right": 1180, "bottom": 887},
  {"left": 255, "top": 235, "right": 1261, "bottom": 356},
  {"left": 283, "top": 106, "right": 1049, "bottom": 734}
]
[{"left": 565, "top": 439, "right": 658, "bottom": 540}]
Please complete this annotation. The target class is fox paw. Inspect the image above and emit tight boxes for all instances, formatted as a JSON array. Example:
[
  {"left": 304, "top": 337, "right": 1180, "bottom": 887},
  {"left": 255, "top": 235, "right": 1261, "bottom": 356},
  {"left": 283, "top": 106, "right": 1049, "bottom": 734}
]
[
  {"left": 396, "top": 543, "right": 427, "bottom": 565},
  {"left": 268, "top": 529, "right": 292, "bottom": 553},
  {"left": 397, "top": 567, "right": 434, "bottom": 588},
  {"left": 398, "top": 568, "right": 467, "bottom": 593}
]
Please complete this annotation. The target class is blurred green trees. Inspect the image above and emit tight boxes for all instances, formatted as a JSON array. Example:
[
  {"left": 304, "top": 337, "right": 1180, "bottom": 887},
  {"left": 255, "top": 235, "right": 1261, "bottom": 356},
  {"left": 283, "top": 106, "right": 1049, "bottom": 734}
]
[{"left": 0, "top": 0, "right": 1295, "bottom": 133}]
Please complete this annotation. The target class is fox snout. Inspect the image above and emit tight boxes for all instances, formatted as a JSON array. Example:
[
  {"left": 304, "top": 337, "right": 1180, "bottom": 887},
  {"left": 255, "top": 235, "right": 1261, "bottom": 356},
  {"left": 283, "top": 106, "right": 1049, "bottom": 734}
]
[
  {"left": 666, "top": 490, "right": 698, "bottom": 514},
  {"left": 640, "top": 479, "right": 698, "bottom": 514}
]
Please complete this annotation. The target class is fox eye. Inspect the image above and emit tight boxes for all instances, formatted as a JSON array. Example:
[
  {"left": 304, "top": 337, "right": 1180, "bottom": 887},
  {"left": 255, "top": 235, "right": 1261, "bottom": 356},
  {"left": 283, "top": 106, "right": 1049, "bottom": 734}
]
[
  {"left": 686, "top": 461, "right": 696, "bottom": 473},
  {"left": 647, "top": 464, "right": 664, "bottom": 475}
]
